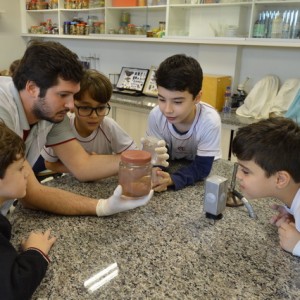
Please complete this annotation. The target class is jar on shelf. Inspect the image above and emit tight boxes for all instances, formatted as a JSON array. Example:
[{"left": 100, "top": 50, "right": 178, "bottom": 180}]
[
  {"left": 76, "top": 23, "right": 85, "bottom": 35},
  {"left": 135, "top": 26, "right": 144, "bottom": 35},
  {"left": 119, "top": 150, "right": 152, "bottom": 197},
  {"left": 159, "top": 21, "right": 166, "bottom": 31},
  {"left": 64, "top": 0, "right": 72, "bottom": 8},
  {"left": 63, "top": 21, "right": 71, "bottom": 34},
  {"left": 118, "top": 25, "right": 126, "bottom": 34},
  {"left": 100, "top": 22, "right": 105, "bottom": 34},
  {"left": 127, "top": 24, "right": 136, "bottom": 35},
  {"left": 70, "top": 22, "right": 77, "bottom": 35},
  {"left": 138, "top": 0, "right": 146, "bottom": 6},
  {"left": 93, "top": 21, "right": 102, "bottom": 34}
]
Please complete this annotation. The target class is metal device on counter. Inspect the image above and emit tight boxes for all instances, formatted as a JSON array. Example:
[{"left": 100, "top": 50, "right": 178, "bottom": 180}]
[
  {"left": 203, "top": 175, "right": 228, "bottom": 220},
  {"left": 227, "top": 163, "right": 257, "bottom": 219}
]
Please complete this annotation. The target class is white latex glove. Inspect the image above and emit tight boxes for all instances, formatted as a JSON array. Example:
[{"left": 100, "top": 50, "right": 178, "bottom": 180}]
[
  {"left": 141, "top": 137, "right": 169, "bottom": 168},
  {"left": 154, "top": 140, "right": 169, "bottom": 167},
  {"left": 96, "top": 185, "right": 154, "bottom": 216}
]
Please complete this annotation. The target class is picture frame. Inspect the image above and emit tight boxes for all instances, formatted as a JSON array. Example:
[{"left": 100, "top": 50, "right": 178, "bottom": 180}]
[
  {"left": 116, "top": 67, "right": 149, "bottom": 93},
  {"left": 143, "top": 66, "right": 158, "bottom": 97}
]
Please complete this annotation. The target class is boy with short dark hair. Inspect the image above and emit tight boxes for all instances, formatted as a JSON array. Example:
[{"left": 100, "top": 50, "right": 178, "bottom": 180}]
[
  {"left": 147, "top": 54, "right": 221, "bottom": 191},
  {"left": 0, "top": 122, "right": 56, "bottom": 299},
  {"left": 232, "top": 117, "right": 300, "bottom": 256}
]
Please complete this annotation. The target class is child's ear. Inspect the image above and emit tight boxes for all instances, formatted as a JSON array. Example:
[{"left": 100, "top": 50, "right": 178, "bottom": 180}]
[
  {"left": 276, "top": 171, "right": 290, "bottom": 188},
  {"left": 194, "top": 90, "right": 202, "bottom": 103}
]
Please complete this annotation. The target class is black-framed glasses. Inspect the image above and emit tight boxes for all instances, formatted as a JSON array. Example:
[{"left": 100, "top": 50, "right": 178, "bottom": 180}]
[{"left": 74, "top": 103, "right": 111, "bottom": 117}]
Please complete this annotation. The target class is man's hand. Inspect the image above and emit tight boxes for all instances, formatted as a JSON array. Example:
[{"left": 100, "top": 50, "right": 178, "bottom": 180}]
[
  {"left": 278, "top": 221, "right": 300, "bottom": 254},
  {"left": 152, "top": 169, "right": 173, "bottom": 192},
  {"left": 96, "top": 185, "right": 154, "bottom": 216}
]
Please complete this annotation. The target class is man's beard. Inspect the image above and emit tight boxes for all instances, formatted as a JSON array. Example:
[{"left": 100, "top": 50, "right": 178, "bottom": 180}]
[{"left": 32, "top": 97, "right": 68, "bottom": 124}]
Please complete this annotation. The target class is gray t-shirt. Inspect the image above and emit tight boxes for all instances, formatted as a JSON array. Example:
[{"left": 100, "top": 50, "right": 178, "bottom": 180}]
[{"left": 0, "top": 76, "right": 75, "bottom": 166}]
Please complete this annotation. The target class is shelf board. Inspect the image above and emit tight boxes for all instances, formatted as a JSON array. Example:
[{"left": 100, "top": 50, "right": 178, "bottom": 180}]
[{"left": 21, "top": 33, "right": 300, "bottom": 48}]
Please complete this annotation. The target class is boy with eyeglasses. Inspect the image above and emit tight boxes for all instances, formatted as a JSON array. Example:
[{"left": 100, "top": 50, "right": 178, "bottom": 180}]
[{"left": 42, "top": 69, "right": 138, "bottom": 174}]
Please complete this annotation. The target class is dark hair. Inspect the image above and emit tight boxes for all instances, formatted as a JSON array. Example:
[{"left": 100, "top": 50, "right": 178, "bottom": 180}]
[
  {"left": 13, "top": 40, "right": 84, "bottom": 97},
  {"left": 74, "top": 69, "right": 112, "bottom": 104},
  {"left": 155, "top": 54, "right": 203, "bottom": 98},
  {"left": 232, "top": 117, "right": 300, "bottom": 182},
  {"left": 0, "top": 121, "right": 25, "bottom": 178}
]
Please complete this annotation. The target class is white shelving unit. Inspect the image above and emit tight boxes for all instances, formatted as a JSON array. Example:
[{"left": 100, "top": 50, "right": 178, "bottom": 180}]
[{"left": 20, "top": 0, "right": 300, "bottom": 47}]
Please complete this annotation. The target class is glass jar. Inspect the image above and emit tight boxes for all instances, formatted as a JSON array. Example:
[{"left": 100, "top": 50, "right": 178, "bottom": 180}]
[
  {"left": 135, "top": 26, "right": 144, "bottom": 35},
  {"left": 159, "top": 21, "right": 166, "bottom": 31},
  {"left": 127, "top": 24, "right": 136, "bottom": 35},
  {"left": 119, "top": 150, "right": 152, "bottom": 197}
]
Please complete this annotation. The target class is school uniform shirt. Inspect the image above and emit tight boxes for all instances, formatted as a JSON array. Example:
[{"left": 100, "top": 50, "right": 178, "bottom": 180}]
[
  {"left": 0, "top": 213, "right": 50, "bottom": 300},
  {"left": 284, "top": 189, "right": 300, "bottom": 256},
  {"left": 146, "top": 102, "right": 221, "bottom": 190},
  {"left": 41, "top": 113, "right": 138, "bottom": 162},
  {"left": 0, "top": 77, "right": 75, "bottom": 167}
]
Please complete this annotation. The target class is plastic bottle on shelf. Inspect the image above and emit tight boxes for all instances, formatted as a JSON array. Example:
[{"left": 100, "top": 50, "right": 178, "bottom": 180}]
[
  {"left": 222, "top": 86, "right": 232, "bottom": 117},
  {"left": 271, "top": 11, "right": 283, "bottom": 38}
]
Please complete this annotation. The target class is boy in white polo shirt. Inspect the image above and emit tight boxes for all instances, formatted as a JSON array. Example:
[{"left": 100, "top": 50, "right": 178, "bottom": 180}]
[
  {"left": 147, "top": 54, "right": 221, "bottom": 191},
  {"left": 232, "top": 117, "right": 300, "bottom": 256}
]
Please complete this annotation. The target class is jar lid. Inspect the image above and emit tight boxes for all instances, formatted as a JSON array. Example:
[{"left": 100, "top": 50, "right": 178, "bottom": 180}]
[{"left": 121, "top": 150, "right": 151, "bottom": 164}]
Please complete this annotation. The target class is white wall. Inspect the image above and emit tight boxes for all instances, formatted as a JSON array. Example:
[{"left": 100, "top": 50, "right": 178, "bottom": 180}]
[{"left": 0, "top": 0, "right": 26, "bottom": 71}]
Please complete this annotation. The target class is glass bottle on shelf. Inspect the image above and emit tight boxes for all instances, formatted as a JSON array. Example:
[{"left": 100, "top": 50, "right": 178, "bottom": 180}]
[
  {"left": 222, "top": 86, "right": 232, "bottom": 117},
  {"left": 271, "top": 11, "right": 283, "bottom": 39}
]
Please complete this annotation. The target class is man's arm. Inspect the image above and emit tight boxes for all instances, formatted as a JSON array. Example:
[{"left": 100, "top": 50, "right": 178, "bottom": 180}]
[
  {"left": 52, "top": 140, "right": 120, "bottom": 182},
  {"left": 21, "top": 160, "right": 98, "bottom": 215}
]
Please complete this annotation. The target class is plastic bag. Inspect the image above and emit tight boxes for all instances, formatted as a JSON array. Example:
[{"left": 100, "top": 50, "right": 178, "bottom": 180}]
[
  {"left": 270, "top": 79, "right": 300, "bottom": 117},
  {"left": 285, "top": 88, "right": 300, "bottom": 124},
  {"left": 236, "top": 75, "right": 280, "bottom": 119}
]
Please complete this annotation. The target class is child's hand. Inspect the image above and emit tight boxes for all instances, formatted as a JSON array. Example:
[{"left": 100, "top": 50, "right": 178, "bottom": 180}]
[
  {"left": 152, "top": 170, "right": 173, "bottom": 192},
  {"left": 22, "top": 229, "right": 57, "bottom": 255},
  {"left": 278, "top": 222, "right": 300, "bottom": 254},
  {"left": 270, "top": 204, "right": 294, "bottom": 226}
]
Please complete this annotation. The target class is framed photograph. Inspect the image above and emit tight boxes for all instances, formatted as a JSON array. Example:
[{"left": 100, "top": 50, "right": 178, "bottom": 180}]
[
  {"left": 116, "top": 67, "right": 149, "bottom": 93},
  {"left": 143, "top": 66, "right": 158, "bottom": 97}
]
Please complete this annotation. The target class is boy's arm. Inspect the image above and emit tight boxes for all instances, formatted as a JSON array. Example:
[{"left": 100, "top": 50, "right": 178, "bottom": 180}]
[
  {"left": 153, "top": 156, "right": 214, "bottom": 192},
  {"left": 0, "top": 219, "right": 48, "bottom": 300},
  {"left": 45, "top": 160, "right": 69, "bottom": 174},
  {"left": 51, "top": 139, "right": 120, "bottom": 182},
  {"left": 170, "top": 156, "right": 214, "bottom": 190}
]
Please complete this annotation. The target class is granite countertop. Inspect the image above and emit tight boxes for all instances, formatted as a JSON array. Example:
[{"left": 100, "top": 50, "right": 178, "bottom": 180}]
[
  {"left": 9, "top": 160, "right": 300, "bottom": 299},
  {"left": 110, "top": 93, "right": 257, "bottom": 129}
]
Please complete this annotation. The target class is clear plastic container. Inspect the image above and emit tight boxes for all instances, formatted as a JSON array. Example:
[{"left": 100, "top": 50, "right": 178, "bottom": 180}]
[
  {"left": 119, "top": 150, "right": 152, "bottom": 197},
  {"left": 141, "top": 136, "right": 161, "bottom": 165}
]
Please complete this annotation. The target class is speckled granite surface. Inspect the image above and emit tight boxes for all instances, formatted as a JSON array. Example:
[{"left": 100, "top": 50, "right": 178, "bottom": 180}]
[
  {"left": 110, "top": 93, "right": 257, "bottom": 129},
  {"left": 9, "top": 160, "right": 300, "bottom": 299}
]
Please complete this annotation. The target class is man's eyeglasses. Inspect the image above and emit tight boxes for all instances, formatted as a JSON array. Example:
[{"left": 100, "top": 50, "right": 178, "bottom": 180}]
[{"left": 74, "top": 103, "right": 111, "bottom": 117}]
